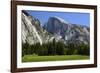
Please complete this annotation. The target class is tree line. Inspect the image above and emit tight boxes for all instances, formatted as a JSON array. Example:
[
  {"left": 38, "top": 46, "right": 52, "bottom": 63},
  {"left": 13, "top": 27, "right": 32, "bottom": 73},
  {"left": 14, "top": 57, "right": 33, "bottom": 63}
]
[{"left": 22, "top": 39, "right": 90, "bottom": 56}]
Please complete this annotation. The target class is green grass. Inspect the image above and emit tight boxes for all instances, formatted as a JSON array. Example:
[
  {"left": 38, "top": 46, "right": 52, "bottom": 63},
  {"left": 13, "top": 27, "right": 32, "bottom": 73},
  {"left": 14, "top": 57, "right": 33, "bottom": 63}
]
[{"left": 22, "top": 55, "right": 90, "bottom": 62}]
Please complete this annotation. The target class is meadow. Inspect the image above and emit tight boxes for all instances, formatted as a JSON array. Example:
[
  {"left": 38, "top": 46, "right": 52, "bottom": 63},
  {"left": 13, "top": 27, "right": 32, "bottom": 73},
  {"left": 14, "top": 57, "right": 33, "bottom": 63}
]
[{"left": 22, "top": 55, "right": 89, "bottom": 62}]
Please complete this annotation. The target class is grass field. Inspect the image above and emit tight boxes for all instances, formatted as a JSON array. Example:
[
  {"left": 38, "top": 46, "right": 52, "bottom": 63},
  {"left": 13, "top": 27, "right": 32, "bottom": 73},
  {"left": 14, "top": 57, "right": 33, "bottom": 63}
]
[{"left": 22, "top": 55, "right": 89, "bottom": 62}]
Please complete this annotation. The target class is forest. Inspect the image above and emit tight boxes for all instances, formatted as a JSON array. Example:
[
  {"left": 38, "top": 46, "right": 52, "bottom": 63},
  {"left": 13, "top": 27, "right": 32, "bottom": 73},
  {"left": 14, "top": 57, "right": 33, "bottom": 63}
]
[{"left": 22, "top": 39, "right": 90, "bottom": 57}]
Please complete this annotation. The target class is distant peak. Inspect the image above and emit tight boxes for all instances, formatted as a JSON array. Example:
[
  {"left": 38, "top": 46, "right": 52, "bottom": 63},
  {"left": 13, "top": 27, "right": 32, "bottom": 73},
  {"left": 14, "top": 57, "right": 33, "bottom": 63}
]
[{"left": 50, "top": 16, "right": 69, "bottom": 24}]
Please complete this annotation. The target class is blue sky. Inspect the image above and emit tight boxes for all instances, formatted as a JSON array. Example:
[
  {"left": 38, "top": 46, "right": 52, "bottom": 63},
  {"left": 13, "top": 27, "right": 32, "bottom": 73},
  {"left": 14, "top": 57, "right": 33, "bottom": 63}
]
[{"left": 25, "top": 10, "right": 90, "bottom": 27}]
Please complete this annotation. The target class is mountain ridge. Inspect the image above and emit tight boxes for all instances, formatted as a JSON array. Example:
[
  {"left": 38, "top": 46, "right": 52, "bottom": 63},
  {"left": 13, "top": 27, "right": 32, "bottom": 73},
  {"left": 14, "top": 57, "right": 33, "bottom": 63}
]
[{"left": 22, "top": 10, "right": 90, "bottom": 45}]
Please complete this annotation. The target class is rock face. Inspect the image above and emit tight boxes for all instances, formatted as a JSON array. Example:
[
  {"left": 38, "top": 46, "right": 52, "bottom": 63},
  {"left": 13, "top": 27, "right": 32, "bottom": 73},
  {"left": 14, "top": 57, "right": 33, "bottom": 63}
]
[
  {"left": 22, "top": 10, "right": 90, "bottom": 45},
  {"left": 44, "top": 16, "right": 90, "bottom": 44},
  {"left": 22, "top": 10, "right": 52, "bottom": 45}
]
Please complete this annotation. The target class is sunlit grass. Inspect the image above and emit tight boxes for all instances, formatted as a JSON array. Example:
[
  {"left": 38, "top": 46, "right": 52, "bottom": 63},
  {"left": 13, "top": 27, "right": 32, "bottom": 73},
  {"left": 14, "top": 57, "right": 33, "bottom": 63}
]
[{"left": 22, "top": 55, "right": 89, "bottom": 62}]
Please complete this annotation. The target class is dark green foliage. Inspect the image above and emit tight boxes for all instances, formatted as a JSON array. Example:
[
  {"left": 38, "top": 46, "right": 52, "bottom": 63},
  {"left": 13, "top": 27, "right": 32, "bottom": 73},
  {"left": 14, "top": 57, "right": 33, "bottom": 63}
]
[
  {"left": 22, "top": 41, "right": 90, "bottom": 57},
  {"left": 77, "top": 43, "right": 90, "bottom": 55},
  {"left": 66, "top": 43, "right": 79, "bottom": 55},
  {"left": 22, "top": 42, "right": 30, "bottom": 56},
  {"left": 56, "top": 41, "right": 66, "bottom": 55}
]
